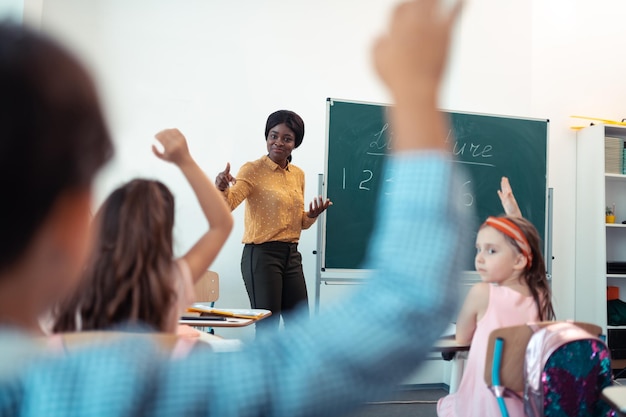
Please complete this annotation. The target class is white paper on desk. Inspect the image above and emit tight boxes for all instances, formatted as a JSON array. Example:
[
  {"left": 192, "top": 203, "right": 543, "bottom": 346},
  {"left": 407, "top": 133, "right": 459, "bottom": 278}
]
[
  {"left": 441, "top": 323, "right": 456, "bottom": 337},
  {"left": 191, "top": 303, "right": 268, "bottom": 317}
]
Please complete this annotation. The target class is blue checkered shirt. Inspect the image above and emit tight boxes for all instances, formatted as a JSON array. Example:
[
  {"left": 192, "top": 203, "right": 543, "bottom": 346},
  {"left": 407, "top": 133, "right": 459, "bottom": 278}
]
[{"left": 0, "top": 152, "right": 469, "bottom": 417}]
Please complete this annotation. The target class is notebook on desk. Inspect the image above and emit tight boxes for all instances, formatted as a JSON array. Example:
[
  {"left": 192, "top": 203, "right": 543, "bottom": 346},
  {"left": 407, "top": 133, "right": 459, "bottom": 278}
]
[
  {"left": 602, "top": 386, "right": 626, "bottom": 413},
  {"left": 187, "top": 304, "right": 271, "bottom": 320},
  {"left": 441, "top": 323, "right": 456, "bottom": 337}
]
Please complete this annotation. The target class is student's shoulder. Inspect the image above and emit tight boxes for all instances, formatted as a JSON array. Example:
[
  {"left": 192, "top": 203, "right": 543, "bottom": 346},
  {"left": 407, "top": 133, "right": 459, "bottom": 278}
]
[
  {"left": 467, "top": 282, "right": 491, "bottom": 302},
  {"left": 470, "top": 281, "right": 490, "bottom": 292}
]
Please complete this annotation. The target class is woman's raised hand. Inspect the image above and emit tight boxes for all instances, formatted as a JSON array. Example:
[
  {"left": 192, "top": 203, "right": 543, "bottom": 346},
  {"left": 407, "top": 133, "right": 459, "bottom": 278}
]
[
  {"left": 215, "top": 163, "right": 236, "bottom": 191},
  {"left": 307, "top": 196, "right": 332, "bottom": 218},
  {"left": 153, "top": 128, "right": 193, "bottom": 166}
]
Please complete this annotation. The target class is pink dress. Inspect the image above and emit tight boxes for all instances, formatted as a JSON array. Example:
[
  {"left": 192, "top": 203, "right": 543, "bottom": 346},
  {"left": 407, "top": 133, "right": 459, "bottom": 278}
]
[{"left": 437, "top": 284, "right": 539, "bottom": 417}]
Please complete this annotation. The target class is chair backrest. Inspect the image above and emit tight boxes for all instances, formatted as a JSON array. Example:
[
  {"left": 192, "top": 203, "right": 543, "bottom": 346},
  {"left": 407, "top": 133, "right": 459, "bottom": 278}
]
[
  {"left": 484, "top": 321, "right": 602, "bottom": 393},
  {"left": 194, "top": 270, "right": 219, "bottom": 303}
]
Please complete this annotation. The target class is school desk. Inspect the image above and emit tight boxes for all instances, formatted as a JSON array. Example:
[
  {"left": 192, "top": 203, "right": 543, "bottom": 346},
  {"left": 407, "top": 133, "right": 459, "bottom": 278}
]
[
  {"left": 433, "top": 335, "right": 470, "bottom": 394},
  {"left": 180, "top": 310, "right": 272, "bottom": 328},
  {"left": 602, "top": 386, "right": 626, "bottom": 416}
]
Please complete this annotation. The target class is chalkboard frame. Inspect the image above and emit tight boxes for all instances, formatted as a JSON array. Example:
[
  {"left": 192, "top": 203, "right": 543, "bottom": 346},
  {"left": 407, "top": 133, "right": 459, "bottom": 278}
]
[{"left": 318, "top": 98, "right": 550, "bottom": 278}]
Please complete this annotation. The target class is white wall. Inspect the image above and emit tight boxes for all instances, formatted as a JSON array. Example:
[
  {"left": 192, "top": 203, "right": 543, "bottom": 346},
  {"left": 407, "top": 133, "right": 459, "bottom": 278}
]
[
  {"left": 530, "top": 0, "right": 626, "bottom": 321},
  {"left": 0, "top": 0, "right": 23, "bottom": 22},
  {"left": 32, "top": 0, "right": 399, "bottom": 341},
  {"left": 19, "top": 0, "right": 626, "bottom": 341}
]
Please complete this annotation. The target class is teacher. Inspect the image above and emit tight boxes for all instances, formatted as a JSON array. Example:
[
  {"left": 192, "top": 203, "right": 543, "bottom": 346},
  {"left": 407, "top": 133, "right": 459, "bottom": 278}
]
[{"left": 215, "top": 110, "right": 331, "bottom": 333}]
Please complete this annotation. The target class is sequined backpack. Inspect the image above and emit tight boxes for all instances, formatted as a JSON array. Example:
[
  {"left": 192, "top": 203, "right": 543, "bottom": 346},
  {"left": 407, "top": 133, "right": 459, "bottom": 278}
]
[{"left": 524, "top": 321, "right": 614, "bottom": 417}]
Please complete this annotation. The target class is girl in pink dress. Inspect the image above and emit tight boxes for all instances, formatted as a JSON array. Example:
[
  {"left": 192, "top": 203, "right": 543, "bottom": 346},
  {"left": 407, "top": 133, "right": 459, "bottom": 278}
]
[{"left": 437, "top": 178, "right": 555, "bottom": 417}]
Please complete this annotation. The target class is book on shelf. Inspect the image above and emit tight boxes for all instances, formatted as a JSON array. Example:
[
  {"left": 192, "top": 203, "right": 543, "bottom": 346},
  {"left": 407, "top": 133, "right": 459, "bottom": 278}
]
[
  {"left": 623, "top": 142, "right": 626, "bottom": 175},
  {"left": 605, "top": 136, "right": 623, "bottom": 174},
  {"left": 187, "top": 303, "right": 270, "bottom": 320},
  {"left": 607, "top": 262, "right": 626, "bottom": 274}
]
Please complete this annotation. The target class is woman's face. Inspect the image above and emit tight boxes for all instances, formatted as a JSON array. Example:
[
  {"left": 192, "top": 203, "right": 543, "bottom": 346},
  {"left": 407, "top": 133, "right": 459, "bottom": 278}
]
[{"left": 266, "top": 123, "right": 296, "bottom": 167}]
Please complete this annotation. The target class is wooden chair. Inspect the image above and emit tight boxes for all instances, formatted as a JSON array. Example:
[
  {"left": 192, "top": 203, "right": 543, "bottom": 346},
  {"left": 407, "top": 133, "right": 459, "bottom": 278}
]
[
  {"left": 484, "top": 321, "right": 602, "bottom": 393},
  {"left": 485, "top": 321, "right": 608, "bottom": 417},
  {"left": 194, "top": 270, "right": 219, "bottom": 306},
  {"left": 189, "top": 271, "right": 219, "bottom": 334}
]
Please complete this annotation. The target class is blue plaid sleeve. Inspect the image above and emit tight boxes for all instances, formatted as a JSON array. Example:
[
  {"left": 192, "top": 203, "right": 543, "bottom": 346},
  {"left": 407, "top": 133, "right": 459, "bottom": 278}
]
[{"left": 0, "top": 153, "right": 470, "bottom": 417}]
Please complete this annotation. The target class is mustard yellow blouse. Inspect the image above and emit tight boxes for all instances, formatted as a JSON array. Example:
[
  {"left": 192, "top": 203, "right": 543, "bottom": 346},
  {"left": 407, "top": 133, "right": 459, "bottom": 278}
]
[{"left": 222, "top": 155, "right": 316, "bottom": 244}]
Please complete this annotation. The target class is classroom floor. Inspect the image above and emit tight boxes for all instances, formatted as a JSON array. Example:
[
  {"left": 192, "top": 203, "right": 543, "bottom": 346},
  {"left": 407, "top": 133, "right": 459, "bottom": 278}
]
[
  {"left": 344, "top": 377, "right": 626, "bottom": 417},
  {"left": 345, "top": 387, "right": 447, "bottom": 417}
]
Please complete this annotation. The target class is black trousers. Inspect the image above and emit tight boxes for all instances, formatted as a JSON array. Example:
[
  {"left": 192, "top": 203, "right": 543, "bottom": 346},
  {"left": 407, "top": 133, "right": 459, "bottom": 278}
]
[{"left": 241, "top": 242, "right": 309, "bottom": 333}]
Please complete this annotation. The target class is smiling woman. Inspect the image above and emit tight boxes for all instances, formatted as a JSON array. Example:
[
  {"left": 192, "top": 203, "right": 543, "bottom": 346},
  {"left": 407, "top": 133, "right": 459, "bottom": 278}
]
[{"left": 215, "top": 110, "right": 332, "bottom": 335}]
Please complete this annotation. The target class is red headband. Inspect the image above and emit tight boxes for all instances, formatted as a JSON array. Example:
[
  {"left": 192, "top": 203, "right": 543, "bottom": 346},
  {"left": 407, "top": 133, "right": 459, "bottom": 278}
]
[{"left": 484, "top": 216, "right": 533, "bottom": 269}]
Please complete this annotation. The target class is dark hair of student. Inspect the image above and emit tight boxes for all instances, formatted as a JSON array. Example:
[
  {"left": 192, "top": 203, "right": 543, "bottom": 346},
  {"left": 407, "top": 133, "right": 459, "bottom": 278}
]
[
  {"left": 480, "top": 216, "right": 555, "bottom": 321},
  {"left": 53, "top": 179, "right": 177, "bottom": 332},
  {"left": 0, "top": 23, "right": 113, "bottom": 272},
  {"left": 264, "top": 110, "right": 305, "bottom": 162}
]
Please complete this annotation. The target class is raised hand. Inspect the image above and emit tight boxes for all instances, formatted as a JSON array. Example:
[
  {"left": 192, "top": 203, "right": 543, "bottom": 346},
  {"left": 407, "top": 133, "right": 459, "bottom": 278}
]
[
  {"left": 372, "top": 0, "right": 462, "bottom": 103},
  {"left": 153, "top": 128, "right": 192, "bottom": 166},
  {"left": 371, "top": 0, "right": 463, "bottom": 153},
  {"left": 153, "top": 129, "right": 234, "bottom": 282},
  {"left": 307, "top": 196, "right": 332, "bottom": 218},
  {"left": 497, "top": 176, "right": 522, "bottom": 217},
  {"left": 215, "top": 163, "right": 236, "bottom": 191}
]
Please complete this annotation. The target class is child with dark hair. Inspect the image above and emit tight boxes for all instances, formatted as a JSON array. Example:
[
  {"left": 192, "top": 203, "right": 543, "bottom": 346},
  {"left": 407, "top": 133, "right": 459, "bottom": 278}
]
[
  {"left": 214, "top": 110, "right": 332, "bottom": 333},
  {"left": 0, "top": 22, "right": 112, "bottom": 333},
  {"left": 53, "top": 129, "right": 233, "bottom": 334}
]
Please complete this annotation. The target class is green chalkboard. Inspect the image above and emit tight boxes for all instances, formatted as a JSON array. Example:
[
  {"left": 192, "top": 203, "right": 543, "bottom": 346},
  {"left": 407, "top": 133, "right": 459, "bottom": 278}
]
[{"left": 323, "top": 98, "right": 548, "bottom": 271}]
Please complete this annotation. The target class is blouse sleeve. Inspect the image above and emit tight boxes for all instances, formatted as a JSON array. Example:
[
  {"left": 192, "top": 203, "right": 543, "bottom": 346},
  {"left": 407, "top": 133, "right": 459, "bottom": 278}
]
[
  {"left": 301, "top": 211, "right": 316, "bottom": 230},
  {"left": 221, "top": 163, "right": 254, "bottom": 211}
]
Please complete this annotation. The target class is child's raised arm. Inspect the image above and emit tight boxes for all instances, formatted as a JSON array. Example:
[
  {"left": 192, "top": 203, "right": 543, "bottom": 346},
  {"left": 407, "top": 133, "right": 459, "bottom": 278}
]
[
  {"left": 497, "top": 176, "right": 522, "bottom": 217},
  {"left": 153, "top": 128, "right": 233, "bottom": 281},
  {"left": 373, "top": 0, "right": 461, "bottom": 153}
]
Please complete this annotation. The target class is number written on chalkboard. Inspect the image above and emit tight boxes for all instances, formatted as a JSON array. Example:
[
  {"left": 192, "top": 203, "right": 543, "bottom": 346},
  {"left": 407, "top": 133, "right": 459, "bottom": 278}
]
[
  {"left": 324, "top": 99, "right": 548, "bottom": 271},
  {"left": 462, "top": 180, "right": 474, "bottom": 207},
  {"left": 359, "top": 170, "right": 373, "bottom": 190},
  {"left": 342, "top": 166, "right": 474, "bottom": 206}
]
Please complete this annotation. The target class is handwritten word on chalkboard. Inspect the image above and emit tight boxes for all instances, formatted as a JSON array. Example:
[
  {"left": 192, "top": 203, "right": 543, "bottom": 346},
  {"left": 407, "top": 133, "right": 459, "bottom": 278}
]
[{"left": 323, "top": 99, "right": 548, "bottom": 271}]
